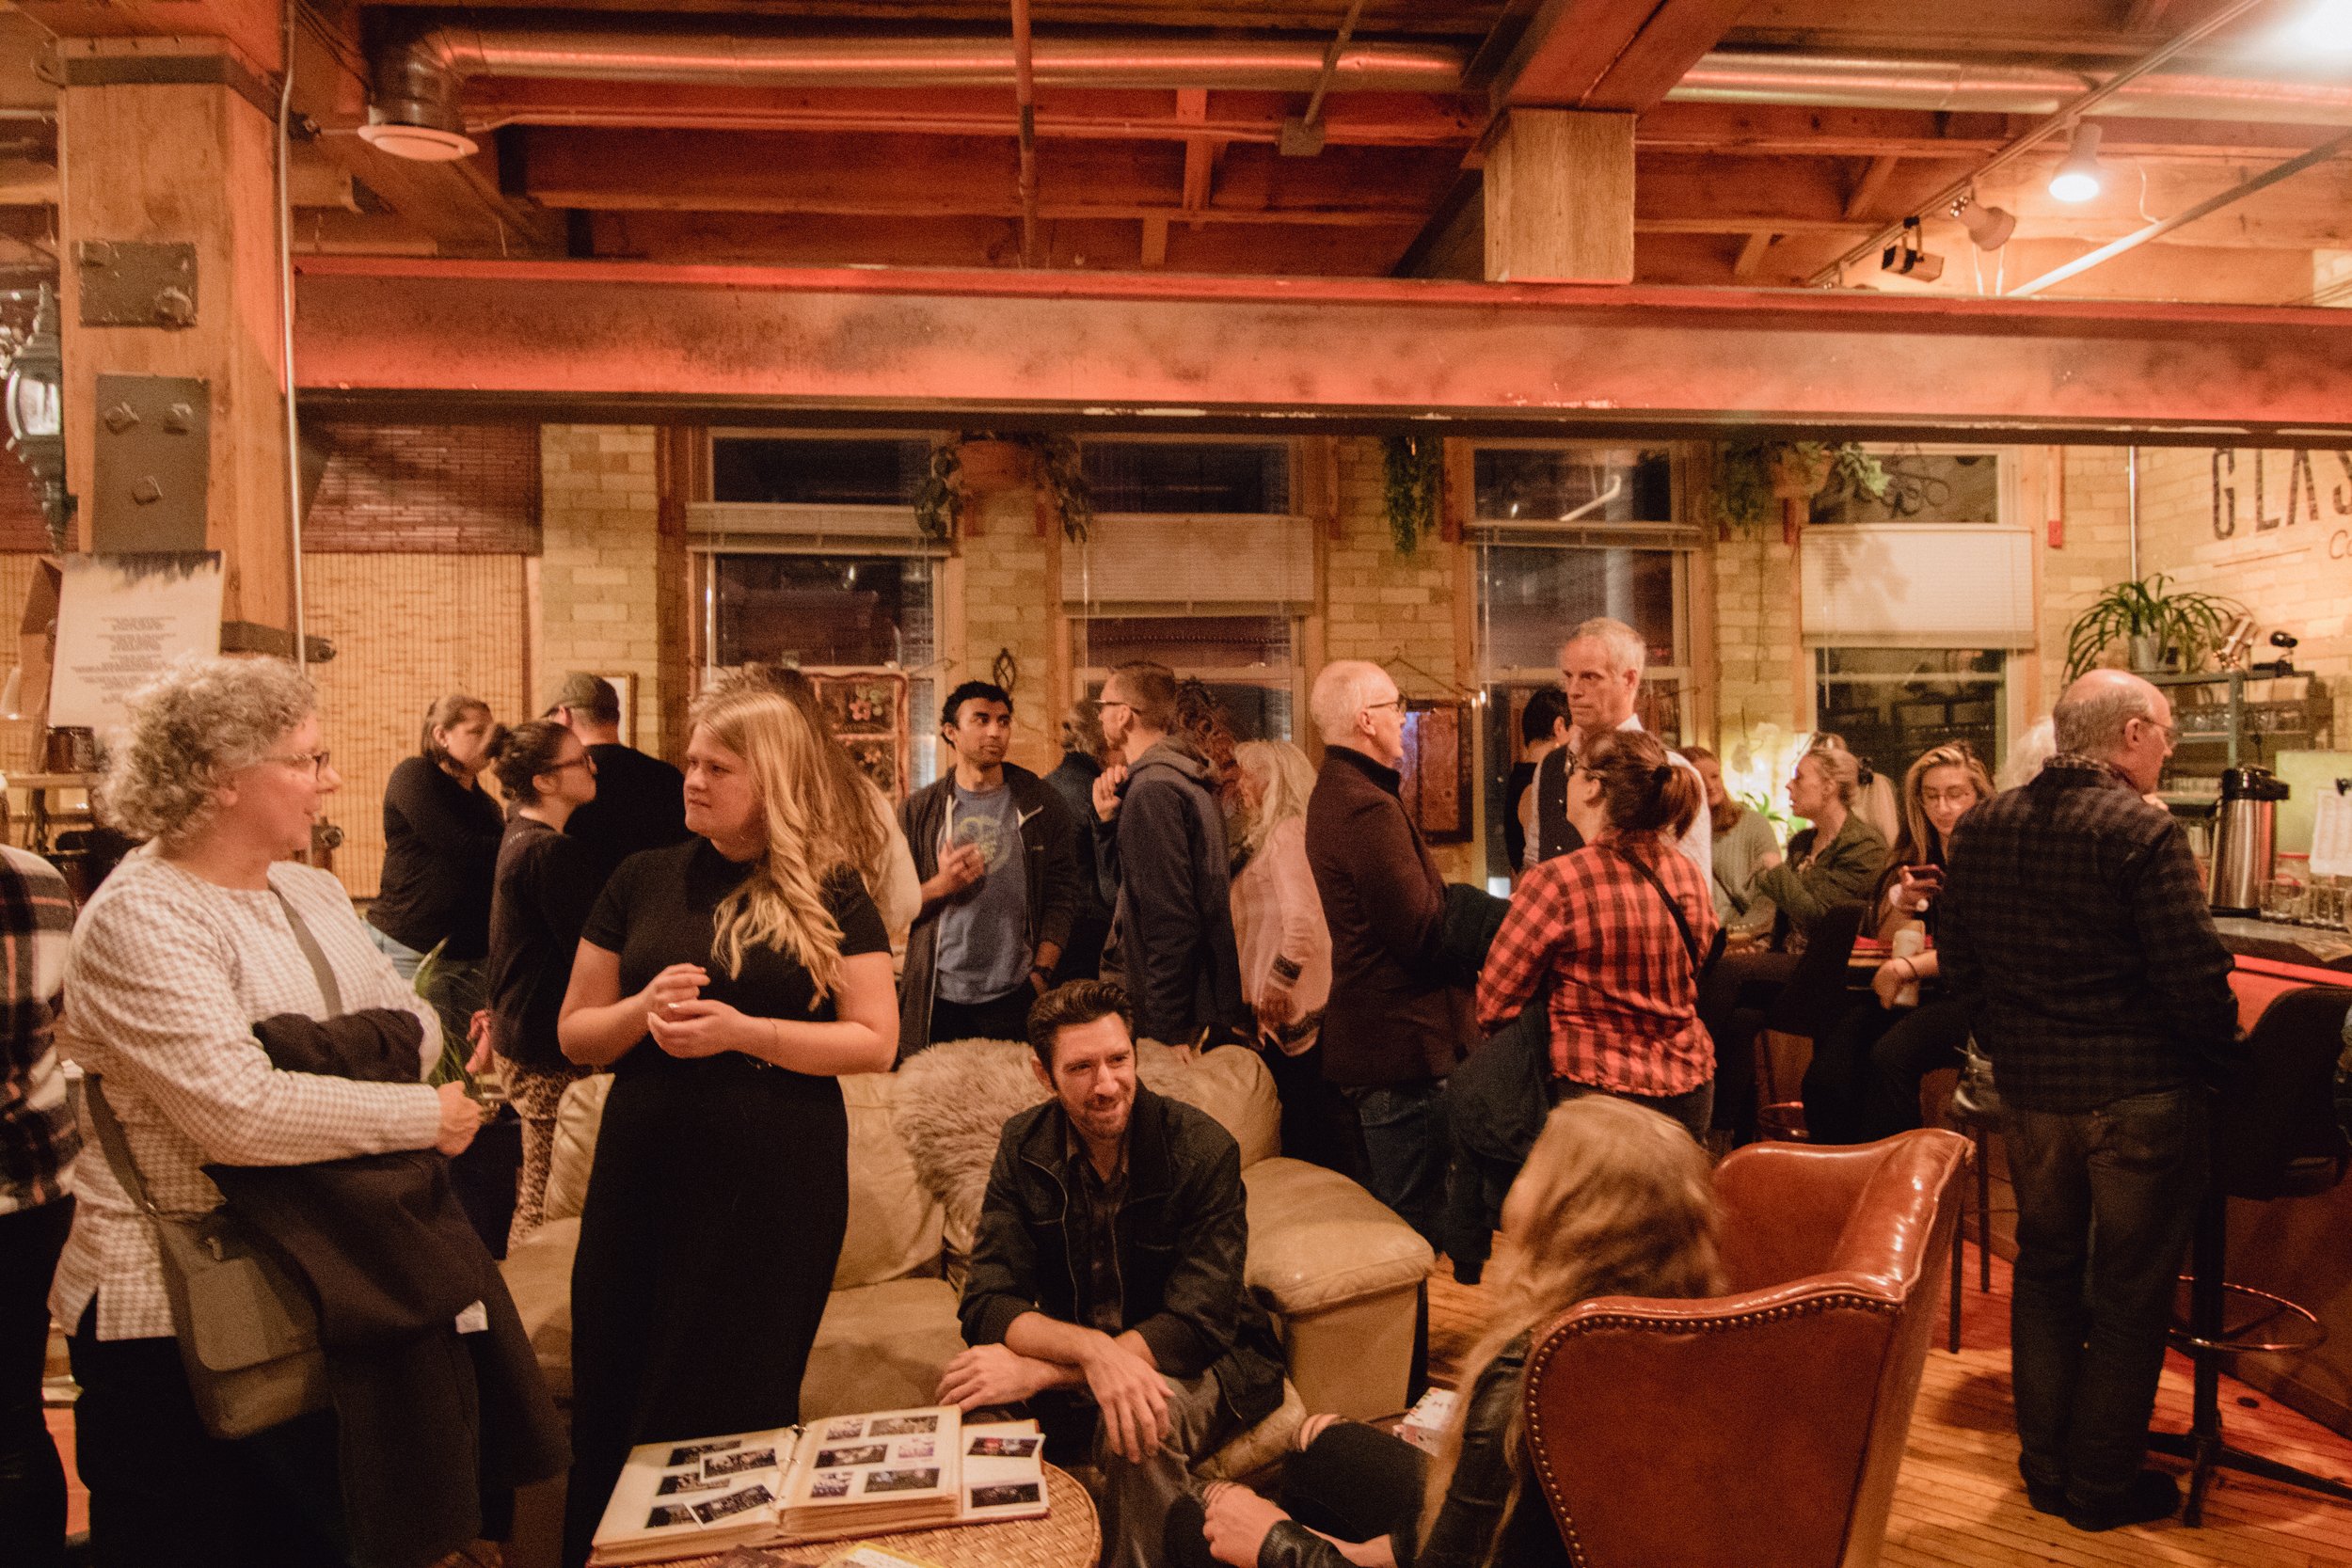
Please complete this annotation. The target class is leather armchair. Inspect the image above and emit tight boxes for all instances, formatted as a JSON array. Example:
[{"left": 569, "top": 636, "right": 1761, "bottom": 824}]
[{"left": 1522, "top": 1131, "right": 1969, "bottom": 1568}]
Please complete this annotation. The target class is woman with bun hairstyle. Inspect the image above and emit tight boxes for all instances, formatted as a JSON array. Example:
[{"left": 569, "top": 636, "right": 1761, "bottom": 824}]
[
  {"left": 367, "top": 693, "right": 504, "bottom": 1045},
  {"left": 1477, "top": 728, "right": 1720, "bottom": 1139},
  {"left": 482, "top": 719, "right": 601, "bottom": 1246}
]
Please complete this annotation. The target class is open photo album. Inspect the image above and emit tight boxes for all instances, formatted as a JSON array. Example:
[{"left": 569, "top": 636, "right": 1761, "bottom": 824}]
[{"left": 588, "top": 1405, "right": 1049, "bottom": 1564}]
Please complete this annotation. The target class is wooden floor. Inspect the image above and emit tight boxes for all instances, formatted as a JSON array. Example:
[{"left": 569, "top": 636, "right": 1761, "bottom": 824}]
[{"left": 1427, "top": 1246, "right": 2352, "bottom": 1568}]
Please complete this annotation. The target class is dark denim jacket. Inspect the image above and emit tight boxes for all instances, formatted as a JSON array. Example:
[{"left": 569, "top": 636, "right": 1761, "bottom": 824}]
[{"left": 959, "top": 1083, "right": 1284, "bottom": 1429}]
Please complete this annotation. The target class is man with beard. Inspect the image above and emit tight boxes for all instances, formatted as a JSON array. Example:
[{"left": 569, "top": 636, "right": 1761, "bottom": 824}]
[
  {"left": 942, "top": 982, "right": 1282, "bottom": 1568},
  {"left": 898, "top": 681, "right": 1079, "bottom": 1056}
]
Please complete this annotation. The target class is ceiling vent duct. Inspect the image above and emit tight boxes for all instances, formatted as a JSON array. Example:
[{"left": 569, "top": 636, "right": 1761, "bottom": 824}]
[{"left": 359, "top": 23, "right": 1470, "bottom": 158}]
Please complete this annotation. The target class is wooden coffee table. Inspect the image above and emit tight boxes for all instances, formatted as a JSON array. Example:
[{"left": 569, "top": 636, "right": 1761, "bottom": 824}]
[{"left": 658, "top": 1462, "right": 1100, "bottom": 1568}]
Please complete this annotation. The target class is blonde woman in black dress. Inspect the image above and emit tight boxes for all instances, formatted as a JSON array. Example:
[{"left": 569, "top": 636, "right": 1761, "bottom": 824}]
[{"left": 555, "top": 688, "right": 898, "bottom": 1566}]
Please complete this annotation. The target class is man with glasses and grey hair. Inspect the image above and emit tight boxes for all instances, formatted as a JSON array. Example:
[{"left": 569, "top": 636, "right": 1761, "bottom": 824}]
[
  {"left": 1303, "top": 658, "right": 1464, "bottom": 1248},
  {"left": 1521, "top": 617, "right": 1710, "bottom": 883},
  {"left": 1941, "top": 668, "right": 2232, "bottom": 1533}
]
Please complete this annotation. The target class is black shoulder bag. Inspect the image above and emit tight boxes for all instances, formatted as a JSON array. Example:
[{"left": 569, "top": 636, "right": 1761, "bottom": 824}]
[{"left": 1608, "top": 846, "right": 1726, "bottom": 981}]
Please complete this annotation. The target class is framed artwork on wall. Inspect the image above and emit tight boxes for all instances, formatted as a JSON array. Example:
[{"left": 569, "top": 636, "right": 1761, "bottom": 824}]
[
  {"left": 809, "top": 668, "right": 911, "bottom": 804},
  {"left": 1401, "top": 699, "right": 1471, "bottom": 844}
]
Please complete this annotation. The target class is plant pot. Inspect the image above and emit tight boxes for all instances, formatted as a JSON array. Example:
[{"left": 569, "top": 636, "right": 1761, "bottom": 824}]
[
  {"left": 1767, "top": 448, "right": 1833, "bottom": 500},
  {"left": 954, "top": 438, "right": 1031, "bottom": 496},
  {"left": 2127, "top": 633, "right": 2164, "bottom": 672}
]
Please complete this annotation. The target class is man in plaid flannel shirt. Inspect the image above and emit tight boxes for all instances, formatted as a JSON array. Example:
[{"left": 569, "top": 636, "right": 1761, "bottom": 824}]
[
  {"left": 0, "top": 845, "right": 77, "bottom": 1566},
  {"left": 1941, "top": 669, "right": 2235, "bottom": 1534}
]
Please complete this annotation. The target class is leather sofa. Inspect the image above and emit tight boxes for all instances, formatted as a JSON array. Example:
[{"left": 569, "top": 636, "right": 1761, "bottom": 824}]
[
  {"left": 1524, "top": 1130, "right": 1970, "bottom": 1568},
  {"left": 500, "top": 1040, "right": 1436, "bottom": 1429}
]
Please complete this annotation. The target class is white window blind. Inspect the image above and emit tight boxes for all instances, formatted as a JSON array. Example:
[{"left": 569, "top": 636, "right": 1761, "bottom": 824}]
[
  {"left": 1801, "top": 525, "right": 2036, "bottom": 648},
  {"left": 1062, "top": 516, "right": 1315, "bottom": 607}
]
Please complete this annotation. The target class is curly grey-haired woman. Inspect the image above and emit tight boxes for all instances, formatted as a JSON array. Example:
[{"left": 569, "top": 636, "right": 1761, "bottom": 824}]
[{"left": 51, "top": 656, "right": 481, "bottom": 1567}]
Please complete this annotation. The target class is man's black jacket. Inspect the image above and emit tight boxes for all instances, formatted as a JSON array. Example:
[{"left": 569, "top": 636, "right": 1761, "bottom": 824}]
[{"left": 959, "top": 1082, "right": 1284, "bottom": 1431}]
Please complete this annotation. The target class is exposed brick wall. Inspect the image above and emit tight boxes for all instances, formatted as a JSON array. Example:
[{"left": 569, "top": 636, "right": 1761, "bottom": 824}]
[
  {"left": 2122, "top": 445, "right": 2351, "bottom": 740},
  {"left": 1322, "top": 437, "right": 1475, "bottom": 880},
  {"left": 305, "top": 422, "right": 541, "bottom": 553},
  {"left": 2042, "top": 447, "right": 2139, "bottom": 712},
  {"left": 306, "top": 552, "right": 530, "bottom": 897},
  {"left": 1711, "top": 531, "right": 1801, "bottom": 751},
  {"left": 962, "top": 491, "right": 1060, "bottom": 777},
  {"left": 541, "top": 426, "right": 668, "bottom": 749}
]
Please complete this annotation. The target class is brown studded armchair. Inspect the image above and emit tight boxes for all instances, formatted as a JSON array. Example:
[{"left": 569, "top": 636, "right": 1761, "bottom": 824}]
[{"left": 1522, "top": 1131, "right": 1970, "bottom": 1568}]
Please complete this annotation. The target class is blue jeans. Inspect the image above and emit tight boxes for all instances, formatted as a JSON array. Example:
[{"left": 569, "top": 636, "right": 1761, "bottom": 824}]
[
  {"left": 2004, "top": 1086, "right": 2207, "bottom": 1508},
  {"left": 1344, "top": 1081, "right": 1449, "bottom": 1252}
]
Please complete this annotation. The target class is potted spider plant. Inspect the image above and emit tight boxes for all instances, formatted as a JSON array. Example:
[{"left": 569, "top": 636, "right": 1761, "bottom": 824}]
[{"left": 2062, "top": 574, "right": 2242, "bottom": 680}]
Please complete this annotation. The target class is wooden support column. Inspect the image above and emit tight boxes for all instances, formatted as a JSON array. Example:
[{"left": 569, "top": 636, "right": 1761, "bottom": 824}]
[
  {"left": 1482, "top": 109, "right": 1635, "bottom": 284},
  {"left": 57, "top": 39, "right": 293, "bottom": 634}
]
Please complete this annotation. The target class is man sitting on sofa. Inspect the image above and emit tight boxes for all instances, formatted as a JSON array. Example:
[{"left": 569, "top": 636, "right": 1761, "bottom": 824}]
[{"left": 939, "top": 979, "right": 1284, "bottom": 1568}]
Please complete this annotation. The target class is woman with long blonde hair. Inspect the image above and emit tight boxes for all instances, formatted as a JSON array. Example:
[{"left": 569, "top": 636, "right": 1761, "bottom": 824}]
[
  {"left": 555, "top": 687, "right": 898, "bottom": 1568},
  {"left": 1231, "top": 740, "right": 1341, "bottom": 1166},
  {"left": 1804, "top": 739, "right": 1994, "bottom": 1144},
  {"left": 1173, "top": 1096, "right": 1723, "bottom": 1568}
]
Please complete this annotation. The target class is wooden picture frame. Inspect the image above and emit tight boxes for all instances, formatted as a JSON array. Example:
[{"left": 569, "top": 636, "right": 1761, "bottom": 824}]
[{"left": 1401, "top": 698, "right": 1471, "bottom": 844}]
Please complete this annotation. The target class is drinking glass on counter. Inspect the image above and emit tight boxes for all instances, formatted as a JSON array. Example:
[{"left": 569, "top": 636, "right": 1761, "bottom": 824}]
[{"left": 2264, "top": 874, "right": 2308, "bottom": 925}]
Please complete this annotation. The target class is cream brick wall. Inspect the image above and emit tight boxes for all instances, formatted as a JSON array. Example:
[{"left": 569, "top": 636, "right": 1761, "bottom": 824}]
[
  {"left": 1322, "top": 438, "right": 1475, "bottom": 880},
  {"left": 961, "top": 491, "right": 1061, "bottom": 777},
  {"left": 541, "top": 425, "right": 667, "bottom": 747},
  {"left": 1711, "top": 531, "right": 1801, "bottom": 748},
  {"left": 2042, "top": 447, "right": 2140, "bottom": 712},
  {"left": 2122, "top": 445, "right": 2351, "bottom": 743}
]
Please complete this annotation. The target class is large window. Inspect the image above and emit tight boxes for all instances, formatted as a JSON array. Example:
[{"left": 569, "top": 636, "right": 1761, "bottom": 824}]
[
  {"left": 710, "top": 437, "right": 929, "bottom": 506},
  {"left": 1815, "top": 647, "right": 2007, "bottom": 783},
  {"left": 1082, "top": 441, "right": 1291, "bottom": 515},
  {"left": 1471, "top": 445, "right": 1692, "bottom": 883},
  {"left": 702, "top": 550, "right": 942, "bottom": 785},
  {"left": 1073, "top": 613, "right": 1296, "bottom": 743},
  {"left": 1808, "top": 450, "right": 2001, "bottom": 527}
]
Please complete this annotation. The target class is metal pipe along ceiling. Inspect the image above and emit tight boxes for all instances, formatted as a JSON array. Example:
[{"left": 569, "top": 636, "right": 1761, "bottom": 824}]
[
  {"left": 1665, "top": 53, "right": 2352, "bottom": 126},
  {"left": 365, "top": 29, "right": 2352, "bottom": 143},
  {"left": 372, "top": 28, "right": 1469, "bottom": 136}
]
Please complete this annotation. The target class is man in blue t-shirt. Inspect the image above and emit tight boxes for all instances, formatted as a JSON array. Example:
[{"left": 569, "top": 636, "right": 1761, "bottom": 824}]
[{"left": 898, "top": 682, "right": 1082, "bottom": 1057}]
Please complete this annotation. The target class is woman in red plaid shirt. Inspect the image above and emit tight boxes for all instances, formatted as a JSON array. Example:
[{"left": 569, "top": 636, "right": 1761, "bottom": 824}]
[{"left": 1477, "top": 729, "right": 1720, "bottom": 1140}]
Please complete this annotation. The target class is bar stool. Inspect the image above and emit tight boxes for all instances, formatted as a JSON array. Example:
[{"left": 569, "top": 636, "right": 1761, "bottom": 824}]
[
  {"left": 2147, "top": 984, "right": 2352, "bottom": 1525},
  {"left": 1941, "top": 1049, "right": 2003, "bottom": 1354}
]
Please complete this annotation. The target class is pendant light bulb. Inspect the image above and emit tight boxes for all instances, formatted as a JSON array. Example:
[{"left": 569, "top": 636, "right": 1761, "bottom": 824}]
[{"left": 2049, "top": 122, "right": 2105, "bottom": 204}]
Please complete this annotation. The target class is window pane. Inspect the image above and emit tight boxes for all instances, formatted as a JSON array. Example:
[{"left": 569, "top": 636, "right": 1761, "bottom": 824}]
[
  {"left": 1479, "top": 546, "right": 1677, "bottom": 672},
  {"left": 711, "top": 438, "right": 929, "bottom": 505},
  {"left": 1079, "top": 614, "right": 1290, "bottom": 671},
  {"left": 713, "top": 555, "right": 932, "bottom": 669},
  {"left": 1810, "top": 451, "right": 2000, "bottom": 526},
  {"left": 1473, "top": 448, "right": 1671, "bottom": 523},
  {"left": 1815, "top": 647, "right": 2005, "bottom": 782},
  {"left": 1083, "top": 442, "right": 1290, "bottom": 515}
]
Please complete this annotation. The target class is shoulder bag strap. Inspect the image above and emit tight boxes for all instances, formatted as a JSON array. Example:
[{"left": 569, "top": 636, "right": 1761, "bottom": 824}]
[
  {"left": 83, "top": 1075, "right": 162, "bottom": 1219},
  {"left": 1609, "top": 845, "right": 1703, "bottom": 971},
  {"left": 270, "top": 885, "right": 344, "bottom": 1018}
]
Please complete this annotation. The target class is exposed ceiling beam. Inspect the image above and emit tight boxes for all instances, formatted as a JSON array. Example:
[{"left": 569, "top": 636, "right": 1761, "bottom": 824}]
[
  {"left": 1494, "top": 0, "right": 1754, "bottom": 112},
  {"left": 1732, "top": 230, "right": 1773, "bottom": 277},
  {"left": 16, "top": 0, "right": 280, "bottom": 71},
  {"left": 1844, "top": 153, "right": 1900, "bottom": 219},
  {"left": 520, "top": 129, "right": 1457, "bottom": 225},
  {"left": 291, "top": 256, "right": 2352, "bottom": 442}
]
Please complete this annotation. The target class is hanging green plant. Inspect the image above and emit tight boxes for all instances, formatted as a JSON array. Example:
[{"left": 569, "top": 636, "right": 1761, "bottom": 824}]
[
  {"left": 913, "top": 443, "right": 961, "bottom": 540},
  {"left": 1381, "top": 434, "right": 1442, "bottom": 555},
  {"left": 913, "top": 434, "right": 1096, "bottom": 543},
  {"left": 1708, "top": 440, "right": 1891, "bottom": 537}
]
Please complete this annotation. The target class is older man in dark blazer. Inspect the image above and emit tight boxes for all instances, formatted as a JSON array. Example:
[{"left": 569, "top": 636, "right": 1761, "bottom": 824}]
[{"left": 1303, "top": 658, "right": 1464, "bottom": 1250}]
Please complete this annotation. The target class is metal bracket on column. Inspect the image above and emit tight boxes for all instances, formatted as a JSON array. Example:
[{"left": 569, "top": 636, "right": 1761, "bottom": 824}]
[
  {"left": 90, "top": 373, "right": 209, "bottom": 553},
  {"left": 74, "top": 242, "right": 199, "bottom": 329}
]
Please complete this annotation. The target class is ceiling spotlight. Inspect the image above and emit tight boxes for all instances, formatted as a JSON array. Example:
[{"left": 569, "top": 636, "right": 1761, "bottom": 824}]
[
  {"left": 1882, "top": 215, "right": 1944, "bottom": 282},
  {"left": 2048, "top": 121, "right": 2105, "bottom": 203},
  {"left": 1953, "top": 194, "right": 2017, "bottom": 250}
]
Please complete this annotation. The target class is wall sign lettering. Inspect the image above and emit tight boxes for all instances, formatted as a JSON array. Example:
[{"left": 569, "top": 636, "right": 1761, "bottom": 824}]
[{"left": 2212, "top": 448, "right": 2352, "bottom": 540}]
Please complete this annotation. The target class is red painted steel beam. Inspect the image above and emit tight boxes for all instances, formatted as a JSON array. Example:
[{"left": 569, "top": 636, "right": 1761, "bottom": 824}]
[{"left": 292, "top": 257, "right": 2352, "bottom": 442}]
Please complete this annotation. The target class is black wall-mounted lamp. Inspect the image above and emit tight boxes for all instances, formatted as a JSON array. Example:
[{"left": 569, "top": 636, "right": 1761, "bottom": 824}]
[{"left": 5, "top": 284, "right": 72, "bottom": 551}]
